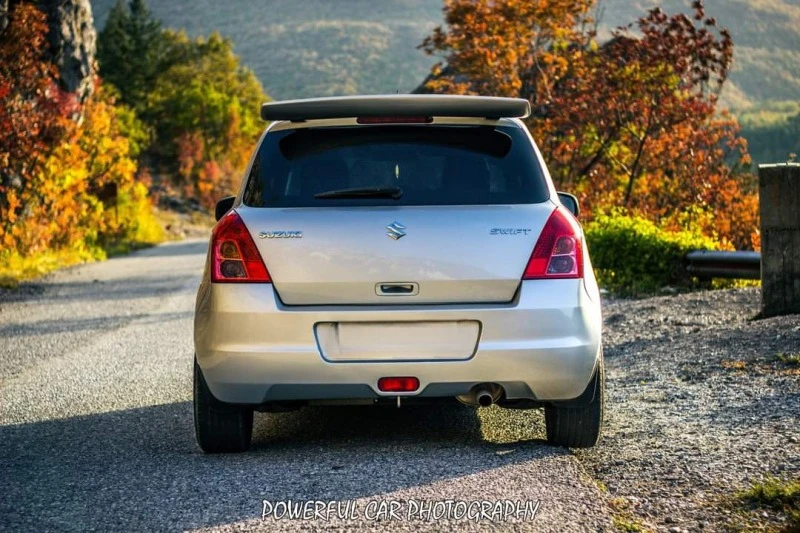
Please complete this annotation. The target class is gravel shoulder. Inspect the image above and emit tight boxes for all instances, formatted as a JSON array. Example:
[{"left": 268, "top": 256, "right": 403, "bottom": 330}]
[{"left": 579, "top": 288, "right": 800, "bottom": 532}]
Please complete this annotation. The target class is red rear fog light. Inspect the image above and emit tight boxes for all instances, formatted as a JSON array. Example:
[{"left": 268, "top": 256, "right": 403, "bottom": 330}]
[{"left": 378, "top": 377, "right": 420, "bottom": 392}]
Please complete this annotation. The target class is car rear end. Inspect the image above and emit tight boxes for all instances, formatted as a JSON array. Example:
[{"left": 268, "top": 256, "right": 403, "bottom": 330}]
[{"left": 193, "top": 95, "right": 604, "bottom": 453}]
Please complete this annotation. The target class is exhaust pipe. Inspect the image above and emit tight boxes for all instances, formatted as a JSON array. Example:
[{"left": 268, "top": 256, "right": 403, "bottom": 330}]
[
  {"left": 476, "top": 390, "right": 494, "bottom": 407},
  {"left": 457, "top": 383, "right": 504, "bottom": 407}
]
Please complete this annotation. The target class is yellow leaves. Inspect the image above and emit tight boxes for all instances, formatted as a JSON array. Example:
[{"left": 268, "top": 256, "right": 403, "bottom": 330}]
[
  {"left": 44, "top": 142, "right": 88, "bottom": 191},
  {"left": 1, "top": 79, "right": 164, "bottom": 278}
]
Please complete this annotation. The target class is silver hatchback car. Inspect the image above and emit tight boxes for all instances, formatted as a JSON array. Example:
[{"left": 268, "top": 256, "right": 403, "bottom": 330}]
[{"left": 193, "top": 95, "right": 604, "bottom": 453}]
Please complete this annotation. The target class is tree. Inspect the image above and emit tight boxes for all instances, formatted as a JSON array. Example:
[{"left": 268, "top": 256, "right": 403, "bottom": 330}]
[
  {"left": 420, "top": 0, "right": 595, "bottom": 98},
  {"left": 96, "top": 0, "right": 271, "bottom": 208},
  {"left": 1, "top": 2, "right": 162, "bottom": 279},
  {"left": 421, "top": 0, "right": 758, "bottom": 250},
  {"left": 0, "top": 2, "right": 68, "bottom": 252},
  {"left": 537, "top": 4, "right": 734, "bottom": 202},
  {"left": 145, "top": 31, "right": 265, "bottom": 156},
  {"left": 144, "top": 31, "right": 269, "bottom": 206},
  {"left": 97, "top": 0, "right": 167, "bottom": 111}
]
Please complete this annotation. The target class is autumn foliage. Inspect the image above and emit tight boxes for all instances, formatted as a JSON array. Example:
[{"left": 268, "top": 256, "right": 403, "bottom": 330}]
[
  {"left": 97, "top": 2, "right": 268, "bottom": 209},
  {"left": 421, "top": 0, "right": 759, "bottom": 250},
  {"left": 0, "top": 3, "right": 162, "bottom": 282}
]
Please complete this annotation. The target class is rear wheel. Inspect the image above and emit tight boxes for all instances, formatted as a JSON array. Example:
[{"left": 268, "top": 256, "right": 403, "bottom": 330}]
[
  {"left": 544, "top": 355, "right": 604, "bottom": 448},
  {"left": 194, "top": 359, "right": 253, "bottom": 453}
]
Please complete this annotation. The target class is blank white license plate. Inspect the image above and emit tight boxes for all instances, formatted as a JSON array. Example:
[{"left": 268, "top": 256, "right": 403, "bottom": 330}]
[{"left": 314, "top": 321, "right": 481, "bottom": 362}]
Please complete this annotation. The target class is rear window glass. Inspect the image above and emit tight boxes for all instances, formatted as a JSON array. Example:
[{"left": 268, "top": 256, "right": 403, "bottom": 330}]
[{"left": 242, "top": 125, "right": 550, "bottom": 207}]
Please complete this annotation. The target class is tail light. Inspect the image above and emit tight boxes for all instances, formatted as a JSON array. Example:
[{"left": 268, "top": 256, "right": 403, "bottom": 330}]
[
  {"left": 378, "top": 377, "right": 420, "bottom": 393},
  {"left": 523, "top": 207, "right": 583, "bottom": 279},
  {"left": 211, "top": 211, "right": 271, "bottom": 283}
]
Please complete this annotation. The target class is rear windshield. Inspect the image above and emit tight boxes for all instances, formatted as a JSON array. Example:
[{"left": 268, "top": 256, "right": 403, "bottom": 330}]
[{"left": 242, "top": 125, "right": 550, "bottom": 207}]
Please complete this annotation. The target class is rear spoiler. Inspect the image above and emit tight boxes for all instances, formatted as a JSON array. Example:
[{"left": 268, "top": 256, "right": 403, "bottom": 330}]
[{"left": 260, "top": 95, "right": 531, "bottom": 122}]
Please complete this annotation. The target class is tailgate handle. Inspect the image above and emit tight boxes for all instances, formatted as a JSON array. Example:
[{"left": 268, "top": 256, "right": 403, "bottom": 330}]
[{"left": 377, "top": 283, "right": 418, "bottom": 296}]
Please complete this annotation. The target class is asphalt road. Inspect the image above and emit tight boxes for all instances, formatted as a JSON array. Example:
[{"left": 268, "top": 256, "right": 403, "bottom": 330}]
[{"left": 0, "top": 240, "right": 613, "bottom": 532}]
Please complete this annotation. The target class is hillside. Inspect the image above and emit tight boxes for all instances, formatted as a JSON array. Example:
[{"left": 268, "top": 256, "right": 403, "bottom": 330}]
[
  {"left": 91, "top": 0, "right": 442, "bottom": 100},
  {"left": 91, "top": 0, "right": 799, "bottom": 109},
  {"left": 599, "top": 0, "right": 800, "bottom": 110}
]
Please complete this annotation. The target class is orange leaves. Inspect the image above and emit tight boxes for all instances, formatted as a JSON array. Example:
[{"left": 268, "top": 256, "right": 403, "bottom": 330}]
[
  {"left": 4, "top": 191, "right": 20, "bottom": 224},
  {"left": 421, "top": 0, "right": 594, "bottom": 98},
  {"left": 176, "top": 132, "right": 205, "bottom": 185},
  {"left": 0, "top": 3, "right": 68, "bottom": 255},
  {"left": 420, "top": 0, "right": 758, "bottom": 250},
  {"left": 1, "top": 3, "right": 162, "bottom": 266}
]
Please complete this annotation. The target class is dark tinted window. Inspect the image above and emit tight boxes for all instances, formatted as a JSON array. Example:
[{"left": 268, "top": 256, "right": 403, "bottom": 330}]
[{"left": 242, "top": 125, "right": 549, "bottom": 207}]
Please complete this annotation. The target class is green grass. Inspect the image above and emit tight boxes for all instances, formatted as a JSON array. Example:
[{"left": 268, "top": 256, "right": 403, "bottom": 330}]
[
  {"left": 776, "top": 353, "right": 800, "bottom": 366},
  {"left": 736, "top": 477, "right": 800, "bottom": 531},
  {"left": 608, "top": 497, "right": 651, "bottom": 533},
  {"left": 613, "top": 516, "right": 646, "bottom": 532}
]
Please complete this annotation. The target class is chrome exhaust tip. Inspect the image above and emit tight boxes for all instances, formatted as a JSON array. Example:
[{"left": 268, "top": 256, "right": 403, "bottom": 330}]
[
  {"left": 457, "top": 383, "right": 504, "bottom": 407},
  {"left": 476, "top": 390, "right": 495, "bottom": 407}
]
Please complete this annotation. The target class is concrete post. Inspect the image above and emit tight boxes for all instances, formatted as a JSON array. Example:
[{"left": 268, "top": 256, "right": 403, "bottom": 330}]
[{"left": 759, "top": 163, "right": 800, "bottom": 317}]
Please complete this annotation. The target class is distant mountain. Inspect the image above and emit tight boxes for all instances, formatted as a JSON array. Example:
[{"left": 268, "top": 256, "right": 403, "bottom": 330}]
[
  {"left": 599, "top": 0, "right": 800, "bottom": 110},
  {"left": 91, "top": 0, "right": 442, "bottom": 101},
  {"left": 90, "top": 0, "right": 799, "bottom": 110}
]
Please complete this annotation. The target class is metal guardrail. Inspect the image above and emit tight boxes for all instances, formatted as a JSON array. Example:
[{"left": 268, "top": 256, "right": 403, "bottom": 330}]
[{"left": 684, "top": 250, "right": 761, "bottom": 281}]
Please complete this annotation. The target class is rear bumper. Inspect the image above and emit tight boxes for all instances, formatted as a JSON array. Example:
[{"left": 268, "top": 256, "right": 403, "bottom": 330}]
[{"left": 194, "top": 279, "right": 602, "bottom": 405}]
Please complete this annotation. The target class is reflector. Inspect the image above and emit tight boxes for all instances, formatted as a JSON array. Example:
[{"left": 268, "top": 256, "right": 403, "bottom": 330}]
[{"left": 378, "top": 377, "right": 420, "bottom": 393}]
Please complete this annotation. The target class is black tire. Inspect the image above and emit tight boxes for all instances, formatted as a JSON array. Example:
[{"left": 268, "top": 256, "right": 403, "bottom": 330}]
[
  {"left": 194, "top": 359, "right": 253, "bottom": 453},
  {"left": 544, "top": 355, "right": 604, "bottom": 448}
]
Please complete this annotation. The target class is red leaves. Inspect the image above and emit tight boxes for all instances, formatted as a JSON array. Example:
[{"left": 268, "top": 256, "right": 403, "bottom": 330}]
[
  {"left": 1, "top": 3, "right": 160, "bottom": 260},
  {"left": 0, "top": 4, "right": 69, "bottom": 250},
  {"left": 421, "top": 0, "right": 757, "bottom": 250}
]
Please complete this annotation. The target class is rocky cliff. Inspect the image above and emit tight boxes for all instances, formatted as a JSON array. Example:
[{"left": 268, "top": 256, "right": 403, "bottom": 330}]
[
  {"left": 0, "top": 0, "right": 96, "bottom": 101},
  {"left": 0, "top": 0, "right": 8, "bottom": 33},
  {"left": 43, "top": 0, "right": 97, "bottom": 102}
]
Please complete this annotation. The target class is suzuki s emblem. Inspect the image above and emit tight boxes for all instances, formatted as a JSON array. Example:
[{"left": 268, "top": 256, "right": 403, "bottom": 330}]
[{"left": 386, "top": 221, "right": 406, "bottom": 240}]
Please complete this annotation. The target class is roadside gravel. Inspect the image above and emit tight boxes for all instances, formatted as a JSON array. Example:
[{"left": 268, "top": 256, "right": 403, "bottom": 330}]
[{"left": 578, "top": 288, "right": 800, "bottom": 532}]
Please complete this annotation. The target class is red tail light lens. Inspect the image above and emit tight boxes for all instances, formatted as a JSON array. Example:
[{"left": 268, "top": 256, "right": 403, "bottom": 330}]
[
  {"left": 211, "top": 211, "right": 271, "bottom": 283},
  {"left": 378, "top": 377, "right": 420, "bottom": 393},
  {"left": 523, "top": 207, "right": 583, "bottom": 279}
]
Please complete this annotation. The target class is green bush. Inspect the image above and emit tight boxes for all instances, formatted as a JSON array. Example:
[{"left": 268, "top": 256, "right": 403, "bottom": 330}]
[{"left": 585, "top": 212, "right": 721, "bottom": 296}]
